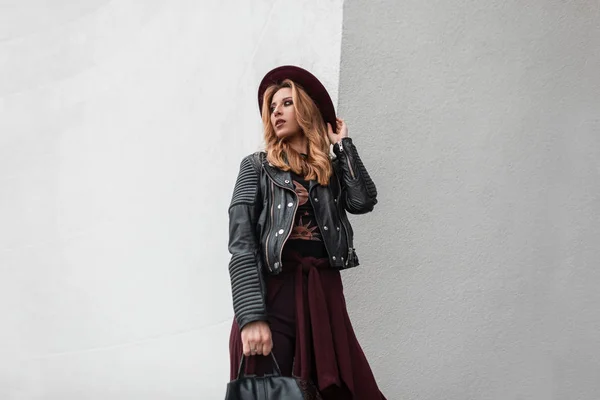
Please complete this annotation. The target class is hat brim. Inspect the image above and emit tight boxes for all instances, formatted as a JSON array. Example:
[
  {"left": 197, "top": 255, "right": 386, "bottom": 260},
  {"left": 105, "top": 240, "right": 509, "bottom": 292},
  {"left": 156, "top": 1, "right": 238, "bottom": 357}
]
[{"left": 258, "top": 65, "right": 337, "bottom": 133}]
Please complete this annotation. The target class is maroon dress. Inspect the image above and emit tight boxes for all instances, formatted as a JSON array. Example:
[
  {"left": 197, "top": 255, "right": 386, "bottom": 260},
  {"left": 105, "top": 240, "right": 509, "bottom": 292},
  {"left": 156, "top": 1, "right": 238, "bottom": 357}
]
[{"left": 229, "top": 173, "right": 386, "bottom": 399}]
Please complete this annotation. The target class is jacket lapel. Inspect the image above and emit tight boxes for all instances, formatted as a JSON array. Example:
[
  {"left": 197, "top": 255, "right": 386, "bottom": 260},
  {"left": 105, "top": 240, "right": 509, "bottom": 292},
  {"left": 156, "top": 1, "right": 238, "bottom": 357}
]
[{"left": 263, "top": 162, "right": 295, "bottom": 191}]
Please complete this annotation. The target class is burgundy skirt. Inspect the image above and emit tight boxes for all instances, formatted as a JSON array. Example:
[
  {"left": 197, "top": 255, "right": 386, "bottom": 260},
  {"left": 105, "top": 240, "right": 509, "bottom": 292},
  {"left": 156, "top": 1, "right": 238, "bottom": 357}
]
[{"left": 229, "top": 249, "right": 386, "bottom": 399}]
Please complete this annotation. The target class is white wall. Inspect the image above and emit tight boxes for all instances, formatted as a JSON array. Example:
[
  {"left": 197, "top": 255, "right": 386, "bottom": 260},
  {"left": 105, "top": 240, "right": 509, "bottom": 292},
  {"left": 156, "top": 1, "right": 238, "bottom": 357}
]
[
  {"left": 0, "top": 1, "right": 343, "bottom": 398},
  {"left": 339, "top": 1, "right": 600, "bottom": 399}
]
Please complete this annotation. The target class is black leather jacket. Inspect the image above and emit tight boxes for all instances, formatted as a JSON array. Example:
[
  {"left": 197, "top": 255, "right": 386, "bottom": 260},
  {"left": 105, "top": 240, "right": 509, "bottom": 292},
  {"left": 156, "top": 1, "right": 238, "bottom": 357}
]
[{"left": 227, "top": 137, "right": 377, "bottom": 329}]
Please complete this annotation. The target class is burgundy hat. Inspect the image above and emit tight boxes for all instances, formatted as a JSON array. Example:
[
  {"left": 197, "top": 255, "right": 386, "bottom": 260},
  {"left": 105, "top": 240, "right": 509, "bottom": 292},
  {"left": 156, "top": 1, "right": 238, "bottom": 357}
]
[{"left": 257, "top": 65, "right": 337, "bottom": 133}]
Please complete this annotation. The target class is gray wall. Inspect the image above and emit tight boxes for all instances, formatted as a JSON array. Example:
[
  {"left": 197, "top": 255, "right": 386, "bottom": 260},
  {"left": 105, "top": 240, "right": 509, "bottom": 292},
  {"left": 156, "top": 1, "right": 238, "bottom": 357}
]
[{"left": 339, "top": 1, "right": 600, "bottom": 399}]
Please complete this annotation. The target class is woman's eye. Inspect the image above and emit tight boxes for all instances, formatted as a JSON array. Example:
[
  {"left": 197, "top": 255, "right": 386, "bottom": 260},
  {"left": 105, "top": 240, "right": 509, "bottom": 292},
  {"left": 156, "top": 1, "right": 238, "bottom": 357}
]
[{"left": 269, "top": 100, "right": 291, "bottom": 113}]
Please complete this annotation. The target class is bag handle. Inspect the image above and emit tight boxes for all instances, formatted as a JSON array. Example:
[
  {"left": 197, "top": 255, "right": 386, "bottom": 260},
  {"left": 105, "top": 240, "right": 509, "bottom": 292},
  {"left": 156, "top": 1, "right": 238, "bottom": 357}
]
[{"left": 236, "top": 352, "right": 282, "bottom": 379}]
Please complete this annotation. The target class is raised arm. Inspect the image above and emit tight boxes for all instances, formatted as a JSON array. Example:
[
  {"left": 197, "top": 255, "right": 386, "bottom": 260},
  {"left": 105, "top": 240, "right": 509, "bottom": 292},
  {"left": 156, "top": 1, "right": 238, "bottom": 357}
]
[{"left": 333, "top": 137, "right": 378, "bottom": 214}]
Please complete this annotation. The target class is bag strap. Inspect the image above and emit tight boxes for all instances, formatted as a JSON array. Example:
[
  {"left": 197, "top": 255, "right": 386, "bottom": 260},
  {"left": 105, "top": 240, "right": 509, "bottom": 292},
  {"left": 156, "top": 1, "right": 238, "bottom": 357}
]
[{"left": 236, "top": 352, "right": 282, "bottom": 379}]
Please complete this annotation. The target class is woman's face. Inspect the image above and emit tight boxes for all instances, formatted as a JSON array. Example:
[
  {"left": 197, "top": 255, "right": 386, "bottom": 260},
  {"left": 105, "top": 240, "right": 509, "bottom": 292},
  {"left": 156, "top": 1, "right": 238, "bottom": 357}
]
[{"left": 269, "top": 87, "right": 302, "bottom": 140}]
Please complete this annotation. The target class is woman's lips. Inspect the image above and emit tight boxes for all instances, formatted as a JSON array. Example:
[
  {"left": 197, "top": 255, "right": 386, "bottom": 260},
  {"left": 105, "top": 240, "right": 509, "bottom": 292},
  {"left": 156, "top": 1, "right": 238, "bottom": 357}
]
[{"left": 276, "top": 121, "right": 285, "bottom": 128}]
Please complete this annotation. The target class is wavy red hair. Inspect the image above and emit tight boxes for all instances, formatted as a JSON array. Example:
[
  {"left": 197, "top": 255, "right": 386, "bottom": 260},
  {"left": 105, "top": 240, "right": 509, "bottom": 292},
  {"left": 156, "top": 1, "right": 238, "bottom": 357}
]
[{"left": 261, "top": 79, "right": 332, "bottom": 186}]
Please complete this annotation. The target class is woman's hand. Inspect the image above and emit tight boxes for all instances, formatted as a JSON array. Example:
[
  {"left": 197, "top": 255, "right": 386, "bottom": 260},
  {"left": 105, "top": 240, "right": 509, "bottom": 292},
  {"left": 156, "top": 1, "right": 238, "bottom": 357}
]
[
  {"left": 241, "top": 321, "right": 273, "bottom": 356},
  {"left": 327, "top": 117, "right": 349, "bottom": 145}
]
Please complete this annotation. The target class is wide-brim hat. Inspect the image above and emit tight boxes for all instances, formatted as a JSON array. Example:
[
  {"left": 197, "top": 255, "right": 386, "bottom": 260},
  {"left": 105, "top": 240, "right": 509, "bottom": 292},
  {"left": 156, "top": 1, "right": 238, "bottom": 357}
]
[{"left": 257, "top": 65, "right": 337, "bottom": 133}]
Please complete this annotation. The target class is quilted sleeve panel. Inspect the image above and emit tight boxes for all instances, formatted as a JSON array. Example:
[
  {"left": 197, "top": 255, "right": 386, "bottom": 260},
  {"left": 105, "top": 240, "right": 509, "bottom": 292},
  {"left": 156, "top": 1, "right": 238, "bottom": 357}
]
[{"left": 227, "top": 155, "right": 268, "bottom": 330}]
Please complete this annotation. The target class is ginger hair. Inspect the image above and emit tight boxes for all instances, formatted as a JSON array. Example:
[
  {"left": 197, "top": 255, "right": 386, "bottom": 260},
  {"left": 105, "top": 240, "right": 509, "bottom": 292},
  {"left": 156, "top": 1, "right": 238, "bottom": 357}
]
[{"left": 261, "top": 79, "right": 332, "bottom": 185}]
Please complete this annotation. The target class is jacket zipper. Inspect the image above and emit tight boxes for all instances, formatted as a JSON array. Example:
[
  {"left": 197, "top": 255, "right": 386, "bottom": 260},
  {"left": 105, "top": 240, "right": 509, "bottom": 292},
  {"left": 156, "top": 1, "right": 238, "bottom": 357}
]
[
  {"left": 338, "top": 140, "right": 356, "bottom": 180},
  {"left": 264, "top": 181, "right": 275, "bottom": 272},
  {"left": 270, "top": 179, "right": 298, "bottom": 271},
  {"left": 334, "top": 171, "right": 353, "bottom": 267}
]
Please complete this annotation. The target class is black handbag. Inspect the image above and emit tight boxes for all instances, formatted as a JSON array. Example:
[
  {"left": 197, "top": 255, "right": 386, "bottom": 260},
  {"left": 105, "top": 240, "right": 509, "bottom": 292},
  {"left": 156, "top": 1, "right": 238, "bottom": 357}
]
[{"left": 225, "top": 353, "right": 306, "bottom": 400}]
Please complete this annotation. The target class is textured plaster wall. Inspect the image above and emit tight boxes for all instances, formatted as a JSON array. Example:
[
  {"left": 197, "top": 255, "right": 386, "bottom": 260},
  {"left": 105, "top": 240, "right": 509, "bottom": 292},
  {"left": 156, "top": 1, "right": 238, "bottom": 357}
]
[
  {"left": 0, "top": 1, "right": 343, "bottom": 398},
  {"left": 339, "top": 1, "right": 600, "bottom": 399}
]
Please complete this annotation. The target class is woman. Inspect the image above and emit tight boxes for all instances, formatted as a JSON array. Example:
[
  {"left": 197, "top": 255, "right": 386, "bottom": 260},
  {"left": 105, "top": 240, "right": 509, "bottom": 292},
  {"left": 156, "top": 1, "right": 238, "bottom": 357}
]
[{"left": 227, "top": 65, "right": 385, "bottom": 399}]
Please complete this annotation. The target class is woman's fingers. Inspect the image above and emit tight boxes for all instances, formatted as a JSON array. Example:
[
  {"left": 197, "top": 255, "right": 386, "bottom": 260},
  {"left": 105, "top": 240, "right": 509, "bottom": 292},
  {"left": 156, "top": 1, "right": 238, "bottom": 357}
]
[
  {"left": 241, "top": 332, "right": 256, "bottom": 356},
  {"left": 251, "top": 340, "right": 261, "bottom": 356},
  {"left": 243, "top": 341, "right": 258, "bottom": 356},
  {"left": 262, "top": 338, "right": 273, "bottom": 356},
  {"left": 240, "top": 321, "right": 272, "bottom": 357},
  {"left": 242, "top": 338, "right": 251, "bottom": 356},
  {"left": 255, "top": 330, "right": 272, "bottom": 355},
  {"left": 245, "top": 340, "right": 268, "bottom": 356},
  {"left": 326, "top": 122, "right": 337, "bottom": 144}
]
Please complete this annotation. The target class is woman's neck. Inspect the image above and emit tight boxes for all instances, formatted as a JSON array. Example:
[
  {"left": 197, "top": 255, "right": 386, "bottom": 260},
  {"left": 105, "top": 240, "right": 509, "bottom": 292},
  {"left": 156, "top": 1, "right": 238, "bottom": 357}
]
[{"left": 286, "top": 133, "right": 308, "bottom": 155}]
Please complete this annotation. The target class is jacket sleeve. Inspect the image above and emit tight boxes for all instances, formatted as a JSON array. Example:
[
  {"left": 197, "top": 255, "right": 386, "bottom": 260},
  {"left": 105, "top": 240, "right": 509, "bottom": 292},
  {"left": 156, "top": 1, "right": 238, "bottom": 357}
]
[
  {"left": 333, "top": 137, "right": 378, "bottom": 214},
  {"left": 227, "top": 155, "right": 268, "bottom": 330}
]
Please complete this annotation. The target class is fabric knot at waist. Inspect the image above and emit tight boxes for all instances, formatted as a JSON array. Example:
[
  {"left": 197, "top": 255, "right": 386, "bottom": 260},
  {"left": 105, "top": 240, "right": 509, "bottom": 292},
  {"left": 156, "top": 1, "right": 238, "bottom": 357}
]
[{"left": 281, "top": 249, "right": 330, "bottom": 274}]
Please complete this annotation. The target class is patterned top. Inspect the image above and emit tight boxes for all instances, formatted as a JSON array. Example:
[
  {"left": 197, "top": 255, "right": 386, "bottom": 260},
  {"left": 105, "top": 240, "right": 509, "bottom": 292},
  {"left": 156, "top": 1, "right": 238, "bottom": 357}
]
[{"left": 284, "top": 171, "right": 328, "bottom": 259}]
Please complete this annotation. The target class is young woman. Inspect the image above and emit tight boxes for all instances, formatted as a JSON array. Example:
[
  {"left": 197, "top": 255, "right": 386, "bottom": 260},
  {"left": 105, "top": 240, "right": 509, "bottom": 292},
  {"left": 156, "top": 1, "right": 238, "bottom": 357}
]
[{"left": 227, "top": 65, "right": 386, "bottom": 399}]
